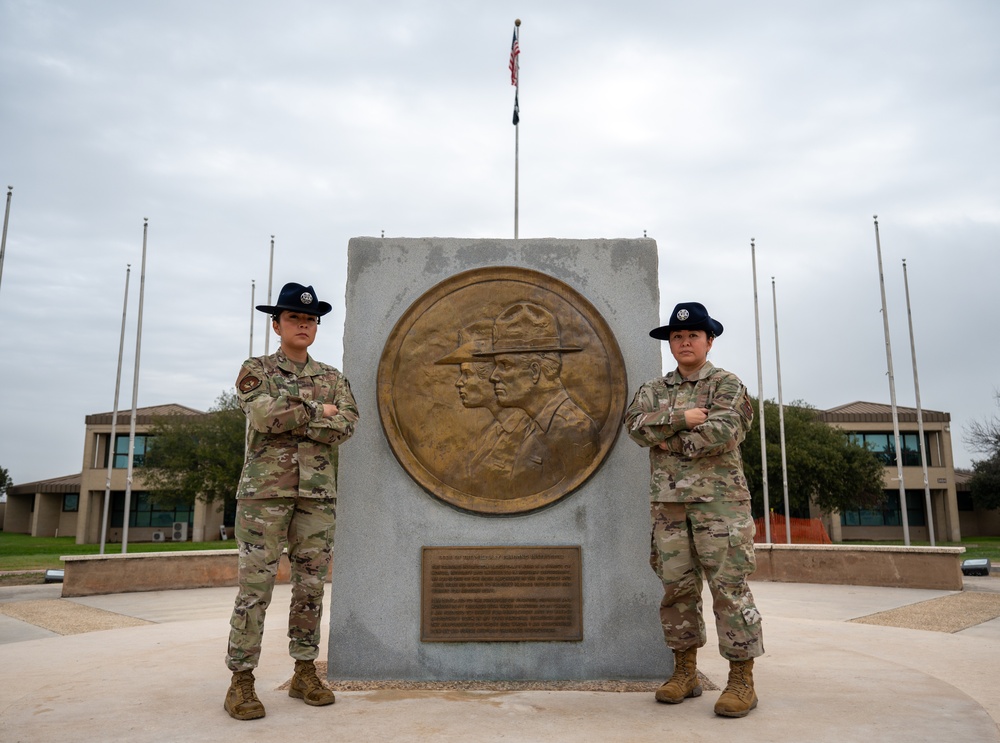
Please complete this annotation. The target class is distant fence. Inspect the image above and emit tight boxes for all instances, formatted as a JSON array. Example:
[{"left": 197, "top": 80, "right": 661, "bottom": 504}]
[{"left": 755, "top": 514, "right": 832, "bottom": 544}]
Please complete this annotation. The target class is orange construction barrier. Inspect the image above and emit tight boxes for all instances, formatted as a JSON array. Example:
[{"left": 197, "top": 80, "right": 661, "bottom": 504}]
[{"left": 754, "top": 513, "right": 832, "bottom": 544}]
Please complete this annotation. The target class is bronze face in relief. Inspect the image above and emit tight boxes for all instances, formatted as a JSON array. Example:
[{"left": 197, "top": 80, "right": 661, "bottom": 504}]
[{"left": 377, "top": 267, "right": 627, "bottom": 515}]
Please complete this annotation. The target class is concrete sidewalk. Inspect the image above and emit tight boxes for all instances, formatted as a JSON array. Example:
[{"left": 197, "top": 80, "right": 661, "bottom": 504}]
[{"left": 1, "top": 579, "right": 999, "bottom": 742}]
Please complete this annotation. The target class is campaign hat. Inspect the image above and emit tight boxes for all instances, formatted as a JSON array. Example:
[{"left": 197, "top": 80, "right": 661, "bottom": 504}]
[
  {"left": 649, "top": 301, "right": 724, "bottom": 340},
  {"left": 255, "top": 282, "right": 332, "bottom": 317},
  {"left": 474, "top": 302, "right": 582, "bottom": 356},
  {"left": 435, "top": 320, "right": 495, "bottom": 364}
]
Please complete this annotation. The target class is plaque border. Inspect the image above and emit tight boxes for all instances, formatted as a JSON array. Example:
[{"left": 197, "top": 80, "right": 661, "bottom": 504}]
[{"left": 420, "top": 545, "right": 583, "bottom": 643}]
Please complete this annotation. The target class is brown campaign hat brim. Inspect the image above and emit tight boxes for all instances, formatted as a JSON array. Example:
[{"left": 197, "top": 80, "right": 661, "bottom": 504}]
[{"left": 474, "top": 345, "right": 582, "bottom": 356}]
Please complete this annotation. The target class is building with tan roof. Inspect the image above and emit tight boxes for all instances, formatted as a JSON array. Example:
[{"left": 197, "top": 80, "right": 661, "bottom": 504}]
[
  {"left": 819, "top": 401, "right": 960, "bottom": 543},
  {"left": 3, "top": 404, "right": 230, "bottom": 545}
]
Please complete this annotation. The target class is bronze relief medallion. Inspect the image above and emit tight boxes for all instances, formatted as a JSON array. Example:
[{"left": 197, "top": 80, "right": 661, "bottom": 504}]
[{"left": 377, "top": 266, "right": 627, "bottom": 515}]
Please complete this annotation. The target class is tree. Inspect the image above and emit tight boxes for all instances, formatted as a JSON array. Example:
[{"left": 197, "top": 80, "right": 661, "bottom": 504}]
[
  {"left": 0, "top": 465, "right": 12, "bottom": 502},
  {"left": 969, "top": 455, "right": 1000, "bottom": 511},
  {"left": 965, "top": 390, "right": 1000, "bottom": 456},
  {"left": 741, "top": 398, "right": 886, "bottom": 517},
  {"left": 966, "top": 390, "right": 1000, "bottom": 511},
  {"left": 143, "top": 391, "right": 246, "bottom": 510}
]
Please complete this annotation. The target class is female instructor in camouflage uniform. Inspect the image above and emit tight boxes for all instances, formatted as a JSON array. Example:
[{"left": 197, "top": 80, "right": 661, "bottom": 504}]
[
  {"left": 224, "top": 282, "right": 359, "bottom": 721},
  {"left": 624, "top": 301, "right": 763, "bottom": 718}
]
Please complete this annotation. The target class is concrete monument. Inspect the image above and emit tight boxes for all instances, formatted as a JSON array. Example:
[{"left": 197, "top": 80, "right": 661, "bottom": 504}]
[{"left": 330, "top": 237, "right": 669, "bottom": 681}]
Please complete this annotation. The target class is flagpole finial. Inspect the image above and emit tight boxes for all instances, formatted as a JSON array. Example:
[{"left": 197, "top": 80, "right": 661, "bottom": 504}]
[
  {"left": 873, "top": 214, "right": 878, "bottom": 221},
  {"left": 515, "top": 18, "right": 521, "bottom": 26}
]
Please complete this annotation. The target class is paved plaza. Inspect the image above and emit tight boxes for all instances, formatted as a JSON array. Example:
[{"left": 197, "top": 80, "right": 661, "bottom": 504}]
[{"left": 1, "top": 577, "right": 999, "bottom": 742}]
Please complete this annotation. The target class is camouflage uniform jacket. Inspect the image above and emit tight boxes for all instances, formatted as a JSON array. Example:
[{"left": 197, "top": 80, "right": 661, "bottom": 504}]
[
  {"left": 624, "top": 362, "right": 753, "bottom": 503},
  {"left": 235, "top": 349, "right": 359, "bottom": 500}
]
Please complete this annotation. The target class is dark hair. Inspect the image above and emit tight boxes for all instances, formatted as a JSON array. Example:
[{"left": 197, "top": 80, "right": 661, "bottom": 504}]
[{"left": 272, "top": 311, "right": 321, "bottom": 325}]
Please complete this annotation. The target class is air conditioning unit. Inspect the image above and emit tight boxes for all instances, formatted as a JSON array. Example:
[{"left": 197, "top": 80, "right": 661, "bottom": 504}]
[
  {"left": 172, "top": 521, "right": 188, "bottom": 542},
  {"left": 152, "top": 531, "right": 166, "bottom": 543}
]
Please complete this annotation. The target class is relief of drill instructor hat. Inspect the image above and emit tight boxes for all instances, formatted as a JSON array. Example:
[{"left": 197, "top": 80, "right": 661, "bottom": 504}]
[
  {"left": 473, "top": 301, "right": 583, "bottom": 356},
  {"left": 649, "top": 301, "right": 724, "bottom": 340},
  {"left": 435, "top": 320, "right": 496, "bottom": 365},
  {"left": 255, "top": 282, "right": 332, "bottom": 317}
]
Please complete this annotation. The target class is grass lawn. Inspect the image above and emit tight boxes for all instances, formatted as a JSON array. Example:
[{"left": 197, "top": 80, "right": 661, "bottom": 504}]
[{"left": 0, "top": 532, "right": 236, "bottom": 577}]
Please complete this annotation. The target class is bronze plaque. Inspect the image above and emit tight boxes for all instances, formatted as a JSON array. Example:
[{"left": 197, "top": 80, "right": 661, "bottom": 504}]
[
  {"left": 421, "top": 546, "right": 583, "bottom": 642},
  {"left": 377, "top": 266, "right": 627, "bottom": 514}
]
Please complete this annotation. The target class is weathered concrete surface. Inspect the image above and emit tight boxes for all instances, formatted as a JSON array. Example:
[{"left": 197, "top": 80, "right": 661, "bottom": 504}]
[
  {"left": 751, "top": 544, "right": 965, "bottom": 590},
  {"left": 331, "top": 237, "right": 669, "bottom": 681},
  {"left": 61, "top": 550, "right": 289, "bottom": 597}
]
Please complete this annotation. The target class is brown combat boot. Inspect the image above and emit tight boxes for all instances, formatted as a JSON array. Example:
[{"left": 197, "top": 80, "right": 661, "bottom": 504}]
[
  {"left": 655, "top": 646, "right": 703, "bottom": 704},
  {"left": 714, "top": 658, "right": 758, "bottom": 718},
  {"left": 224, "top": 670, "right": 266, "bottom": 720},
  {"left": 289, "top": 660, "right": 336, "bottom": 706}
]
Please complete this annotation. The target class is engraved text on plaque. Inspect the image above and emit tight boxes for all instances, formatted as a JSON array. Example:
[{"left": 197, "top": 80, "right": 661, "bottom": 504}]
[{"left": 421, "top": 546, "right": 583, "bottom": 642}]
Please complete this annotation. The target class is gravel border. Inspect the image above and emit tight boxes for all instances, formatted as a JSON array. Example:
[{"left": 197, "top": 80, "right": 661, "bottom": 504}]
[
  {"left": 0, "top": 599, "right": 152, "bottom": 634},
  {"left": 850, "top": 591, "right": 1000, "bottom": 633},
  {"left": 277, "top": 661, "right": 719, "bottom": 692}
]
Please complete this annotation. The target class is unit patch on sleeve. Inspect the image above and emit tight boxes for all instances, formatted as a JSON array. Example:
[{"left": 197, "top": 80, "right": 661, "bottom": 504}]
[{"left": 238, "top": 374, "right": 262, "bottom": 394}]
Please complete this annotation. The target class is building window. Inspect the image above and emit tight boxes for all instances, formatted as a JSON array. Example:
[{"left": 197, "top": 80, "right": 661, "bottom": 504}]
[
  {"left": 110, "top": 492, "right": 192, "bottom": 529},
  {"left": 849, "top": 432, "right": 929, "bottom": 467},
  {"left": 112, "top": 434, "right": 151, "bottom": 469},
  {"left": 62, "top": 493, "right": 79, "bottom": 512},
  {"left": 957, "top": 492, "right": 975, "bottom": 512},
  {"left": 841, "top": 490, "right": 927, "bottom": 527}
]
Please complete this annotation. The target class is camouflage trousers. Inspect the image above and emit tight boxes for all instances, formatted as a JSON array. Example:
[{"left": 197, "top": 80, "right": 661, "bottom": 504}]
[
  {"left": 649, "top": 500, "right": 764, "bottom": 661},
  {"left": 226, "top": 497, "right": 336, "bottom": 672}
]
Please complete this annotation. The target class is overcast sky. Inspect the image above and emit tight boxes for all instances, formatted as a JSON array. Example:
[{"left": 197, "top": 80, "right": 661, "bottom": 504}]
[{"left": 1, "top": 0, "right": 997, "bottom": 487}]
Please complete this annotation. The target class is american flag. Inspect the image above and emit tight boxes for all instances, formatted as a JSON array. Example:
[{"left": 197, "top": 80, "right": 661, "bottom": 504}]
[{"left": 509, "top": 27, "right": 520, "bottom": 87}]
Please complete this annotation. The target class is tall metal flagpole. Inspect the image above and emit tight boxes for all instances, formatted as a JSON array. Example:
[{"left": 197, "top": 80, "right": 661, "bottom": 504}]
[
  {"left": 122, "top": 219, "right": 149, "bottom": 553},
  {"left": 100, "top": 265, "right": 131, "bottom": 555},
  {"left": 264, "top": 235, "right": 275, "bottom": 355},
  {"left": 873, "top": 215, "right": 911, "bottom": 545},
  {"left": 249, "top": 280, "right": 256, "bottom": 357},
  {"left": 903, "top": 258, "right": 935, "bottom": 545},
  {"left": 772, "top": 277, "right": 792, "bottom": 545},
  {"left": 750, "top": 239, "right": 771, "bottom": 542},
  {"left": 511, "top": 19, "right": 520, "bottom": 239},
  {"left": 0, "top": 186, "right": 12, "bottom": 294},
  {"left": 247, "top": 280, "right": 255, "bottom": 441}
]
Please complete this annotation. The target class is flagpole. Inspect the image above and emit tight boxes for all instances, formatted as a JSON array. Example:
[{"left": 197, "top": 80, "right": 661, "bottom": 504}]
[
  {"left": 0, "top": 186, "right": 12, "bottom": 295},
  {"left": 247, "top": 280, "right": 255, "bottom": 441},
  {"left": 873, "top": 215, "right": 911, "bottom": 546},
  {"left": 750, "top": 239, "right": 771, "bottom": 542},
  {"left": 100, "top": 264, "right": 131, "bottom": 554},
  {"left": 903, "top": 258, "right": 935, "bottom": 545},
  {"left": 511, "top": 19, "right": 521, "bottom": 239},
  {"left": 249, "top": 279, "right": 256, "bottom": 357},
  {"left": 264, "top": 235, "right": 275, "bottom": 355},
  {"left": 122, "top": 219, "right": 149, "bottom": 553},
  {"left": 772, "top": 277, "right": 792, "bottom": 544}
]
